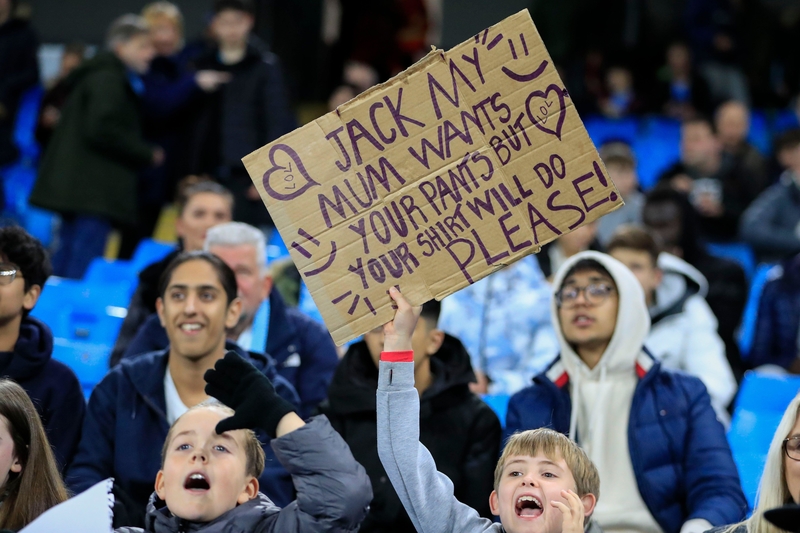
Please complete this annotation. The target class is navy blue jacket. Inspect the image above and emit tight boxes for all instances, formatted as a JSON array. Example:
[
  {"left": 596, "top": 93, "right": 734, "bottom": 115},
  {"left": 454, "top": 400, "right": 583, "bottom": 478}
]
[
  {"left": 67, "top": 343, "right": 300, "bottom": 527},
  {"left": 506, "top": 355, "right": 747, "bottom": 533},
  {"left": 750, "top": 256, "right": 800, "bottom": 369},
  {"left": 0, "top": 317, "right": 85, "bottom": 471},
  {"left": 122, "top": 290, "right": 338, "bottom": 417}
]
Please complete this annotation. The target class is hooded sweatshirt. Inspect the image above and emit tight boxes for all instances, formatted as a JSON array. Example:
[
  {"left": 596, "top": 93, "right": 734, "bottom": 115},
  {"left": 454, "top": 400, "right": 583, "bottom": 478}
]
[
  {"left": 0, "top": 317, "right": 85, "bottom": 471},
  {"left": 551, "top": 251, "right": 662, "bottom": 533},
  {"left": 646, "top": 253, "right": 736, "bottom": 424},
  {"left": 322, "top": 336, "right": 501, "bottom": 532}
]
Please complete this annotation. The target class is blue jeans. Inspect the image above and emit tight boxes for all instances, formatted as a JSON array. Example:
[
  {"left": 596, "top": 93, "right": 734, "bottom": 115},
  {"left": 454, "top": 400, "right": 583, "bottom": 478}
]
[{"left": 52, "top": 215, "right": 111, "bottom": 279}]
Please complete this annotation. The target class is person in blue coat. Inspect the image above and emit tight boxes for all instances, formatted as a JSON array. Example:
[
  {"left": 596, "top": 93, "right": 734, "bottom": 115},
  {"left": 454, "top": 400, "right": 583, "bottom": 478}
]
[
  {"left": 67, "top": 251, "right": 299, "bottom": 529},
  {"left": 0, "top": 226, "right": 85, "bottom": 472},
  {"left": 121, "top": 222, "right": 339, "bottom": 418},
  {"left": 506, "top": 250, "right": 746, "bottom": 533}
]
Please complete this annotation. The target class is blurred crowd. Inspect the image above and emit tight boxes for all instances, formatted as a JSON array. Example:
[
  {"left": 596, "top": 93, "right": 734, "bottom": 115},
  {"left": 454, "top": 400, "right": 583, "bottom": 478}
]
[{"left": 2, "top": 0, "right": 800, "bottom": 532}]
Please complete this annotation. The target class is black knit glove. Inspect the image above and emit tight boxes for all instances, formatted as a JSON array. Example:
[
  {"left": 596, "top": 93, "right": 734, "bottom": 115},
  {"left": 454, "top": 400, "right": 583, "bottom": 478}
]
[{"left": 204, "top": 351, "right": 296, "bottom": 438}]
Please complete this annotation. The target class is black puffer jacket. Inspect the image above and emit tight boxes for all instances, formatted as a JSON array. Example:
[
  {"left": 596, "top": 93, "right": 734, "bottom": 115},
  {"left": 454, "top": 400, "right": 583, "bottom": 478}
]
[
  {"left": 321, "top": 336, "right": 501, "bottom": 533},
  {"left": 114, "top": 416, "right": 372, "bottom": 533}
]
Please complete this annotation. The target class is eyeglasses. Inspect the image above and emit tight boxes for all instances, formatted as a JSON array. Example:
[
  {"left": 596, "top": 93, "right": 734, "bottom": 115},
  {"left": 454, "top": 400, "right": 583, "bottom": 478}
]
[
  {"left": 0, "top": 264, "right": 18, "bottom": 286},
  {"left": 556, "top": 283, "right": 616, "bottom": 308},
  {"left": 784, "top": 436, "right": 800, "bottom": 461}
]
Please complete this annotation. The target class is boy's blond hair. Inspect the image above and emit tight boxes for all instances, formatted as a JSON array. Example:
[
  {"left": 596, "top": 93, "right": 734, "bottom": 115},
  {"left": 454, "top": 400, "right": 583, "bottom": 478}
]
[
  {"left": 495, "top": 428, "right": 600, "bottom": 499},
  {"left": 160, "top": 400, "right": 265, "bottom": 478}
]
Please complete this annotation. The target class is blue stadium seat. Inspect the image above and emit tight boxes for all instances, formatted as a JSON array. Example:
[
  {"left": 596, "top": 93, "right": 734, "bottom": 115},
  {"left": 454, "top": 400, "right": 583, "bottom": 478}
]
[
  {"left": 266, "top": 229, "right": 290, "bottom": 263},
  {"left": 12, "top": 85, "right": 43, "bottom": 160},
  {"left": 131, "top": 238, "right": 175, "bottom": 270},
  {"left": 706, "top": 242, "right": 756, "bottom": 281},
  {"left": 632, "top": 136, "right": 680, "bottom": 190},
  {"left": 583, "top": 115, "right": 639, "bottom": 146},
  {"left": 772, "top": 109, "right": 799, "bottom": 135},
  {"left": 728, "top": 372, "right": 800, "bottom": 507},
  {"left": 481, "top": 394, "right": 510, "bottom": 428},
  {"left": 738, "top": 263, "right": 780, "bottom": 358},
  {"left": 51, "top": 338, "right": 112, "bottom": 398},
  {"left": 297, "top": 282, "right": 324, "bottom": 325},
  {"left": 748, "top": 111, "right": 771, "bottom": 156},
  {"left": 84, "top": 258, "right": 138, "bottom": 287}
]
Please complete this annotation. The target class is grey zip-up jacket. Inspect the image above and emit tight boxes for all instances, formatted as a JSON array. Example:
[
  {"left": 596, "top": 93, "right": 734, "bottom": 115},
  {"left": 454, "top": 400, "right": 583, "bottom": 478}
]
[
  {"left": 376, "top": 359, "right": 602, "bottom": 533},
  {"left": 116, "top": 416, "right": 372, "bottom": 533}
]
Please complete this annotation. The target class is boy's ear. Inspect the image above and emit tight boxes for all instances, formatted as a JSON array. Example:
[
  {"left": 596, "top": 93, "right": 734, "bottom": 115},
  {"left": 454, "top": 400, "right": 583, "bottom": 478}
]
[
  {"left": 489, "top": 490, "right": 500, "bottom": 516},
  {"left": 581, "top": 492, "right": 597, "bottom": 519},
  {"left": 225, "top": 298, "right": 243, "bottom": 329},
  {"left": 155, "top": 470, "right": 167, "bottom": 501},
  {"left": 425, "top": 328, "right": 445, "bottom": 356},
  {"left": 156, "top": 297, "right": 166, "bottom": 327},
  {"left": 237, "top": 476, "right": 259, "bottom": 504},
  {"left": 22, "top": 284, "right": 41, "bottom": 312}
]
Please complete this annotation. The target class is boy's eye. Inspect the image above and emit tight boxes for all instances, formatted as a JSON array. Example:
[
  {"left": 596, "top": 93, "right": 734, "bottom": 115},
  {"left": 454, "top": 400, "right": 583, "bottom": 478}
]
[
  {"left": 176, "top": 443, "right": 191, "bottom": 451},
  {"left": 543, "top": 472, "right": 556, "bottom": 478},
  {"left": 213, "top": 445, "right": 228, "bottom": 453},
  {"left": 170, "top": 291, "right": 185, "bottom": 301},
  {"left": 509, "top": 471, "right": 522, "bottom": 477},
  {"left": 200, "top": 291, "right": 215, "bottom": 301}
]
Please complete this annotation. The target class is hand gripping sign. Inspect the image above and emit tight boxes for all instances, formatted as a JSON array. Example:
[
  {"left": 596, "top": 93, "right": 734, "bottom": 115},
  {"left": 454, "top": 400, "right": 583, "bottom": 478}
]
[{"left": 242, "top": 10, "right": 623, "bottom": 346}]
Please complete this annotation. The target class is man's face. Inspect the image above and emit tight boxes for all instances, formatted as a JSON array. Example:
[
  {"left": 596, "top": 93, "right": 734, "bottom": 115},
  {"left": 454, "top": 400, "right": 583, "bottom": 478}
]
[
  {"left": 643, "top": 202, "right": 683, "bottom": 254},
  {"left": 150, "top": 18, "right": 181, "bottom": 56},
  {"left": 211, "top": 9, "right": 254, "bottom": 48},
  {"left": 156, "top": 260, "right": 241, "bottom": 362},
  {"left": 363, "top": 318, "right": 443, "bottom": 368},
  {"left": 490, "top": 453, "right": 593, "bottom": 533},
  {"left": 606, "top": 163, "right": 637, "bottom": 198},
  {"left": 557, "top": 270, "right": 618, "bottom": 358},
  {"left": 681, "top": 122, "right": 720, "bottom": 168},
  {"left": 608, "top": 249, "right": 662, "bottom": 306},
  {"left": 114, "top": 34, "right": 156, "bottom": 74},
  {"left": 176, "top": 193, "right": 233, "bottom": 252},
  {"left": 156, "top": 407, "right": 257, "bottom": 522},
  {"left": 0, "top": 259, "right": 39, "bottom": 329},
  {"left": 715, "top": 103, "right": 749, "bottom": 150},
  {"left": 208, "top": 244, "right": 271, "bottom": 324}
]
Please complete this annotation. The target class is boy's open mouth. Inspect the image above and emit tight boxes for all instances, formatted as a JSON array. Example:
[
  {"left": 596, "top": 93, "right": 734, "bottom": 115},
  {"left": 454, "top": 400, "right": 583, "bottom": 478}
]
[
  {"left": 184, "top": 473, "right": 210, "bottom": 491},
  {"left": 515, "top": 495, "right": 543, "bottom": 518}
]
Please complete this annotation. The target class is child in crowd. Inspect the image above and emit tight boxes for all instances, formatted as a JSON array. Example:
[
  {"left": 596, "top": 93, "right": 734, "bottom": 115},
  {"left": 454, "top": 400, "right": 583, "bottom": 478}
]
[
  {"left": 595, "top": 142, "right": 645, "bottom": 246},
  {"left": 114, "top": 351, "right": 372, "bottom": 533},
  {"left": 375, "top": 287, "right": 601, "bottom": 533},
  {"left": 0, "top": 379, "right": 69, "bottom": 531}
]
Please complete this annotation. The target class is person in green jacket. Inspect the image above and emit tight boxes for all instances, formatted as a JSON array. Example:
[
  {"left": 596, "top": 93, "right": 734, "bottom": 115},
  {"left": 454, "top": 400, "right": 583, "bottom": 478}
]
[{"left": 30, "top": 14, "right": 162, "bottom": 279}]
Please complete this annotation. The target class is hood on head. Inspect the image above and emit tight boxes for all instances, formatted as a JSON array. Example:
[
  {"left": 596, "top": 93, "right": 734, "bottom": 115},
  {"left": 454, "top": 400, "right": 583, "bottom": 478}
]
[
  {"left": 650, "top": 252, "right": 706, "bottom": 321},
  {"left": 549, "top": 251, "right": 650, "bottom": 378}
]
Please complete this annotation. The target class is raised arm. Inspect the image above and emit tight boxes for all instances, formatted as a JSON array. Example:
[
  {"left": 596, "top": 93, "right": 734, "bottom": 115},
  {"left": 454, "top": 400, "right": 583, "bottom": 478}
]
[{"left": 377, "top": 288, "right": 499, "bottom": 533}]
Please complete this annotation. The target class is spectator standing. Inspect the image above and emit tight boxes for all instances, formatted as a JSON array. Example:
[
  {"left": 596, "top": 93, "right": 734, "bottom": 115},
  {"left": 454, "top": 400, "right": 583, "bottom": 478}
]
[
  {"left": 740, "top": 129, "right": 800, "bottom": 263},
  {"left": 189, "top": 0, "right": 296, "bottom": 231},
  {"left": 607, "top": 226, "right": 737, "bottom": 423},
  {"left": 642, "top": 188, "right": 747, "bottom": 380},
  {"left": 321, "top": 301, "right": 501, "bottom": 532},
  {"left": 653, "top": 42, "right": 713, "bottom": 120},
  {"left": 0, "top": 226, "right": 85, "bottom": 471},
  {"left": 438, "top": 255, "right": 558, "bottom": 396},
  {"left": 599, "top": 65, "right": 642, "bottom": 118},
  {"left": 110, "top": 180, "right": 233, "bottom": 366},
  {"left": 118, "top": 223, "right": 339, "bottom": 419},
  {"left": 658, "top": 116, "right": 766, "bottom": 242},
  {"left": 29, "top": 15, "right": 162, "bottom": 279},
  {"left": 117, "top": 2, "right": 231, "bottom": 259},
  {"left": 506, "top": 251, "right": 747, "bottom": 533},
  {"left": 0, "top": 0, "right": 38, "bottom": 167},
  {"left": 35, "top": 43, "right": 84, "bottom": 150},
  {"left": 68, "top": 252, "right": 299, "bottom": 527},
  {"left": 749, "top": 254, "right": 800, "bottom": 373},
  {"left": 715, "top": 100, "right": 767, "bottom": 188},
  {"left": 596, "top": 142, "right": 645, "bottom": 246}
]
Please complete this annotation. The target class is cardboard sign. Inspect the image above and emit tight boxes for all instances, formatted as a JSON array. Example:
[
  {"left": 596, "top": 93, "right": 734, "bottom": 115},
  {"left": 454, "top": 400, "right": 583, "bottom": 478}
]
[{"left": 243, "top": 9, "right": 623, "bottom": 345}]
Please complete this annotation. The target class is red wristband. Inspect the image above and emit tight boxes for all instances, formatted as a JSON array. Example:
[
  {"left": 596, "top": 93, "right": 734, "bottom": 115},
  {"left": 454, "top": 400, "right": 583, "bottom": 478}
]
[{"left": 380, "top": 351, "right": 414, "bottom": 363}]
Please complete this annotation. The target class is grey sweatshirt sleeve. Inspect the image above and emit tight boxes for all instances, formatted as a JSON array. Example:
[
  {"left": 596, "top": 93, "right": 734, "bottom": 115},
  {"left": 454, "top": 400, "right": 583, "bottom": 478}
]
[
  {"left": 269, "top": 416, "right": 373, "bottom": 533},
  {"left": 376, "top": 360, "right": 502, "bottom": 533}
]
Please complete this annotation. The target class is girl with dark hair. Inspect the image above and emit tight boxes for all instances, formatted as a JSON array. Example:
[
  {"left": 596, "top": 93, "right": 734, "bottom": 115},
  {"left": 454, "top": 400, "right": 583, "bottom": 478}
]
[{"left": 0, "top": 379, "right": 69, "bottom": 531}]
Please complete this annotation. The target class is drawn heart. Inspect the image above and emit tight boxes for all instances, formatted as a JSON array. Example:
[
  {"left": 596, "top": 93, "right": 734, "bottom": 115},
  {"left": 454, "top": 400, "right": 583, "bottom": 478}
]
[
  {"left": 261, "top": 144, "right": 320, "bottom": 202},
  {"left": 525, "top": 84, "right": 568, "bottom": 141}
]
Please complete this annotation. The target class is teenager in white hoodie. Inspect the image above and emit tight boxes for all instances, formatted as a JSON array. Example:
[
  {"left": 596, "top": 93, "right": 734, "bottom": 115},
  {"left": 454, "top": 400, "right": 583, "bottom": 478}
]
[
  {"left": 607, "top": 225, "right": 737, "bottom": 425},
  {"left": 506, "top": 251, "right": 746, "bottom": 533}
]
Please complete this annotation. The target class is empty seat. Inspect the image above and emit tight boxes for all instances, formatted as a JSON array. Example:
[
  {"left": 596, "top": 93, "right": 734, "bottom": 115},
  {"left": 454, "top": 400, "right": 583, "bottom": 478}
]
[
  {"left": 131, "top": 238, "right": 176, "bottom": 270},
  {"left": 706, "top": 242, "right": 756, "bottom": 281},
  {"left": 51, "top": 338, "right": 112, "bottom": 397}
]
